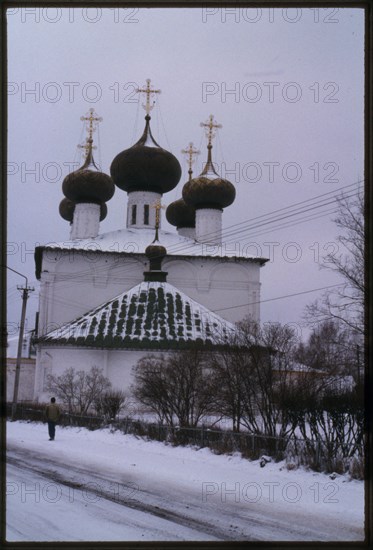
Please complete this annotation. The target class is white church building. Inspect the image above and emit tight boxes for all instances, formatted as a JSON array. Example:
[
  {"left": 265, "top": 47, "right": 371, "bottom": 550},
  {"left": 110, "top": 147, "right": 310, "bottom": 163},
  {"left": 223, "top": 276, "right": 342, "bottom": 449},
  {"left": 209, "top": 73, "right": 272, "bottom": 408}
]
[{"left": 33, "top": 80, "right": 268, "bottom": 402}]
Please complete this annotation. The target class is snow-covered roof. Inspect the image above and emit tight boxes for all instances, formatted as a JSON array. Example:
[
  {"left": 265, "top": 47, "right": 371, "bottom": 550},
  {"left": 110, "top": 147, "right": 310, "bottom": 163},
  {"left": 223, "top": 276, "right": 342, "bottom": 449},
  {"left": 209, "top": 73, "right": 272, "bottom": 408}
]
[
  {"left": 37, "top": 228, "right": 268, "bottom": 261},
  {"left": 284, "top": 362, "right": 322, "bottom": 373},
  {"left": 38, "top": 281, "right": 236, "bottom": 350}
]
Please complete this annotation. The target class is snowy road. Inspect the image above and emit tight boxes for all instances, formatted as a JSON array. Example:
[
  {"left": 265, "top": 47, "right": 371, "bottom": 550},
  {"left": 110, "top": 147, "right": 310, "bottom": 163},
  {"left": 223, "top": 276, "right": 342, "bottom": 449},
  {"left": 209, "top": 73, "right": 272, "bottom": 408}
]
[
  {"left": 6, "top": 422, "right": 364, "bottom": 542},
  {"left": 7, "top": 447, "right": 229, "bottom": 541}
]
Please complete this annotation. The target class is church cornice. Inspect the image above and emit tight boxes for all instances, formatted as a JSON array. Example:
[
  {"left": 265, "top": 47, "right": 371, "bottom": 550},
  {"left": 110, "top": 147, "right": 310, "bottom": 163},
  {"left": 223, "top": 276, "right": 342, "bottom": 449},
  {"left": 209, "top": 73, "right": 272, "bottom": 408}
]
[{"left": 34, "top": 244, "right": 268, "bottom": 280}]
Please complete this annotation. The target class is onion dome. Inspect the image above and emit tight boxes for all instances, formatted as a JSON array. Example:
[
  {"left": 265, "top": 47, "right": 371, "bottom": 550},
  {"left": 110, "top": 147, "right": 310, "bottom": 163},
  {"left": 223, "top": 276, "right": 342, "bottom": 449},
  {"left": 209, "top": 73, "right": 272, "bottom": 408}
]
[
  {"left": 166, "top": 142, "right": 198, "bottom": 229},
  {"left": 182, "top": 115, "right": 235, "bottom": 210},
  {"left": 59, "top": 197, "right": 75, "bottom": 222},
  {"left": 166, "top": 198, "right": 195, "bottom": 229},
  {"left": 98, "top": 202, "right": 108, "bottom": 221},
  {"left": 62, "top": 141, "right": 115, "bottom": 205},
  {"left": 145, "top": 241, "right": 167, "bottom": 267},
  {"left": 59, "top": 198, "right": 107, "bottom": 222},
  {"left": 143, "top": 210, "right": 168, "bottom": 281},
  {"left": 182, "top": 154, "right": 235, "bottom": 210},
  {"left": 110, "top": 114, "right": 182, "bottom": 195},
  {"left": 144, "top": 237, "right": 167, "bottom": 282}
]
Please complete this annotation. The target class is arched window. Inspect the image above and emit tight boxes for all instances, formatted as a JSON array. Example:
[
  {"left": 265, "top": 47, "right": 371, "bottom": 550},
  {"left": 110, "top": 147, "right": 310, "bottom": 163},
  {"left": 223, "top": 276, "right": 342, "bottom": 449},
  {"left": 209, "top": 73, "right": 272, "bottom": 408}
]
[
  {"left": 131, "top": 205, "right": 137, "bottom": 225},
  {"left": 144, "top": 204, "right": 149, "bottom": 225}
]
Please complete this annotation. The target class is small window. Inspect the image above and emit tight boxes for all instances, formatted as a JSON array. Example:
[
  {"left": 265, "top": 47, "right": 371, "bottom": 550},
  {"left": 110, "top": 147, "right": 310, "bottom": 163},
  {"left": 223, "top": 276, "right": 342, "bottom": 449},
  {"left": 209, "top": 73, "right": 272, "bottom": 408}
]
[
  {"left": 131, "top": 205, "right": 137, "bottom": 225},
  {"left": 144, "top": 204, "right": 149, "bottom": 225}
]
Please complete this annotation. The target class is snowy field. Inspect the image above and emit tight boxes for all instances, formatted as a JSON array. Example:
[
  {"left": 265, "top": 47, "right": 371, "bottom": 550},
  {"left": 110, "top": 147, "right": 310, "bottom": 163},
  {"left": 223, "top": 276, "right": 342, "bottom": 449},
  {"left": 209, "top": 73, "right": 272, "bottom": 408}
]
[{"left": 6, "top": 421, "right": 364, "bottom": 542}]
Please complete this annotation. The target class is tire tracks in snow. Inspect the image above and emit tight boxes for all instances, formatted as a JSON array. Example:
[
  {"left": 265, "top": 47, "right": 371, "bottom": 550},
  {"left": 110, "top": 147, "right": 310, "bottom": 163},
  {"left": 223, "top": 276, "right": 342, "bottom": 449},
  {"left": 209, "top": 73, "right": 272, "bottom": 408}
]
[
  {"left": 7, "top": 443, "right": 363, "bottom": 541},
  {"left": 7, "top": 446, "right": 240, "bottom": 541}
]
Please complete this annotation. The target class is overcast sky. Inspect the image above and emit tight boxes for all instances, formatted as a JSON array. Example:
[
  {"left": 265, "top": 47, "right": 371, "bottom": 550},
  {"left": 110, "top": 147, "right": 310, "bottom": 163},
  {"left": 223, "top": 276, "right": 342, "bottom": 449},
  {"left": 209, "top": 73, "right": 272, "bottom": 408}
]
[{"left": 6, "top": 6, "right": 364, "bottom": 344}]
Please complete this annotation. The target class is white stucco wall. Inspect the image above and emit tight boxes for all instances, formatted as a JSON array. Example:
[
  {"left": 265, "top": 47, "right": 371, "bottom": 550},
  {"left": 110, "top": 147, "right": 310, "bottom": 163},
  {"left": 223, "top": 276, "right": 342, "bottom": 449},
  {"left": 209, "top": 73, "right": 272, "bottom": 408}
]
[
  {"left": 7, "top": 358, "right": 36, "bottom": 402},
  {"left": 126, "top": 191, "right": 162, "bottom": 229},
  {"left": 195, "top": 208, "right": 222, "bottom": 245},
  {"left": 71, "top": 203, "right": 101, "bottom": 240},
  {"left": 37, "top": 249, "right": 262, "bottom": 335},
  {"left": 34, "top": 345, "right": 167, "bottom": 403},
  {"left": 35, "top": 238, "right": 264, "bottom": 401},
  {"left": 37, "top": 252, "right": 145, "bottom": 336}
]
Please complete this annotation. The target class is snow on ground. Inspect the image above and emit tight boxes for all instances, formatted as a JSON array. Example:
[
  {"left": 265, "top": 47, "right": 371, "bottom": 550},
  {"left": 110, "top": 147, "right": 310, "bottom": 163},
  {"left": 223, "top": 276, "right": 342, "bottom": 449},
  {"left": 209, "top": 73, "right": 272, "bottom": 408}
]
[
  {"left": 6, "top": 421, "right": 364, "bottom": 542},
  {"left": 7, "top": 462, "right": 212, "bottom": 542}
]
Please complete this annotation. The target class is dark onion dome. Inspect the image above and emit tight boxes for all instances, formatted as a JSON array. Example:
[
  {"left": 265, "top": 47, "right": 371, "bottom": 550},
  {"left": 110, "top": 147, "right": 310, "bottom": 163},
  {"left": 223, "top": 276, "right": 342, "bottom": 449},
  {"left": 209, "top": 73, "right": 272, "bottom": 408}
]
[
  {"left": 166, "top": 198, "right": 195, "bottom": 229},
  {"left": 144, "top": 238, "right": 167, "bottom": 282},
  {"left": 110, "top": 115, "right": 182, "bottom": 195},
  {"left": 145, "top": 242, "right": 167, "bottom": 264},
  {"left": 182, "top": 144, "right": 235, "bottom": 210},
  {"left": 99, "top": 202, "right": 108, "bottom": 221},
  {"left": 62, "top": 144, "right": 115, "bottom": 205},
  {"left": 59, "top": 197, "right": 75, "bottom": 222},
  {"left": 59, "top": 197, "right": 108, "bottom": 222}
]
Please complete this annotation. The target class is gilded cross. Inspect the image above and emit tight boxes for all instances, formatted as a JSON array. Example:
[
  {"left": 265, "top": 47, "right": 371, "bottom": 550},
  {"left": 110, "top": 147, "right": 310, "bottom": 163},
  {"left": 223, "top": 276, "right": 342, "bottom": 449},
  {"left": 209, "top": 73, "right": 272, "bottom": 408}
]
[
  {"left": 80, "top": 108, "right": 102, "bottom": 141},
  {"left": 77, "top": 137, "right": 97, "bottom": 159},
  {"left": 200, "top": 114, "right": 222, "bottom": 146},
  {"left": 78, "top": 108, "right": 102, "bottom": 160},
  {"left": 151, "top": 200, "right": 166, "bottom": 230},
  {"left": 136, "top": 79, "right": 161, "bottom": 115},
  {"left": 181, "top": 142, "right": 200, "bottom": 180}
]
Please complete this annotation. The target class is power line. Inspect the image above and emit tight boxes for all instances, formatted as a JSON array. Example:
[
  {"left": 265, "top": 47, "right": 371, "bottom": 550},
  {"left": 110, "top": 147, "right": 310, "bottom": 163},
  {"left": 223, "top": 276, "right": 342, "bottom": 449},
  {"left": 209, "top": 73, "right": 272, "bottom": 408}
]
[
  {"left": 221, "top": 188, "right": 362, "bottom": 243},
  {"left": 227, "top": 207, "right": 339, "bottom": 242},
  {"left": 161, "top": 180, "right": 363, "bottom": 255},
  {"left": 222, "top": 180, "right": 363, "bottom": 236},
  {"left": 213, "top": 283, "right": 345, "bottom": 313},
  {"left": 34, "top": 190, "right": 354, "bottom": 284},
  {"left": 18, "top": 181, "right": 362, "bottom": 325},
  {"left": 17, "top": 184, "right": 361, "bottom": 294},
  {"left": 35, "top": 180, "right": 363, "bottom": 267}
]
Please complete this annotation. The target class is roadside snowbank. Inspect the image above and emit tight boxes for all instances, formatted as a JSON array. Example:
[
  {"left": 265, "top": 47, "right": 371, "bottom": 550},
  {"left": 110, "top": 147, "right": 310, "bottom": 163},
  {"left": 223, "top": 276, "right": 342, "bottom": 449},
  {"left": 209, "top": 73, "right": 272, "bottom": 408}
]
[{"left": 7, "top": 421, "right": 364, "bottom": 542}]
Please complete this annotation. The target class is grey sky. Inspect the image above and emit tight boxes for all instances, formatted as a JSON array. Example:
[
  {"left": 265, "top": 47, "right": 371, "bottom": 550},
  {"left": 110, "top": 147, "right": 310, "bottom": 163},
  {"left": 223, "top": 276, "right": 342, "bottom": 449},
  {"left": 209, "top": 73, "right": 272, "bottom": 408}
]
[{"left": 6, "top": 7, "right": 364, "bottom": 343}]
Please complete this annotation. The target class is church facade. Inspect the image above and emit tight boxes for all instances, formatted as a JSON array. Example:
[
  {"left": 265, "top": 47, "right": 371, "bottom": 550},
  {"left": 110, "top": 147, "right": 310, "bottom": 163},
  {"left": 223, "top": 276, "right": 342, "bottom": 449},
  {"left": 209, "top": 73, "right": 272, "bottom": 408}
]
[{"left": 33, "top": 81, "right": 268, "bottom": 402}]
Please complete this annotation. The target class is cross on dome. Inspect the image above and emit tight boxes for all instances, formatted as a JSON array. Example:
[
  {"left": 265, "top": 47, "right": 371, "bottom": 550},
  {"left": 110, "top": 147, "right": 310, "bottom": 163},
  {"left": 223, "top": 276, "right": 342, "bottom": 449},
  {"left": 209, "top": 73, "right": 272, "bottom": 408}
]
[
  {"left": 78, "top": 109, "right": 102, "bottom": 160},
  {"left": 136, "top": 78, "right": 161, "bottom": 116},
  {"left": 182, "top": 142, "right": 200, "bottom": 180},
  {"left": 200, "top": 115, "right": 222, "bottom": 147},
  {"left": 152, "top": 199, "right": 165, "bottom": 228},
  {"left": 80, "top": 108, "right": 102, "bottom": 140},
  {"left": 77, "top": 138, "right": 97, "bottom": 160},
  {"left": 151, "top": 199, "right": 166, "bottom": 241}
]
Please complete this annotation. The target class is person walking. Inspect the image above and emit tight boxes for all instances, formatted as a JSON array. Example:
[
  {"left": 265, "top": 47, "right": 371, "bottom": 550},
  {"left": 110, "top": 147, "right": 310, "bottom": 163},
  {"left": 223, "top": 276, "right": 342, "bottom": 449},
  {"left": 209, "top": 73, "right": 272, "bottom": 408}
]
[{"left": 45, "top": 397, "right": 60, "bottom": 441}]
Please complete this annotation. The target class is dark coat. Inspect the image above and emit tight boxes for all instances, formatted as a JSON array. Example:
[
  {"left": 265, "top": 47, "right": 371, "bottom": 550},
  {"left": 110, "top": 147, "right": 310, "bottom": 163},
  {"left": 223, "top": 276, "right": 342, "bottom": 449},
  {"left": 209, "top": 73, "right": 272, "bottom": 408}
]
[{"left": 45, "top": 403, "right": 60, "bottom": 422}]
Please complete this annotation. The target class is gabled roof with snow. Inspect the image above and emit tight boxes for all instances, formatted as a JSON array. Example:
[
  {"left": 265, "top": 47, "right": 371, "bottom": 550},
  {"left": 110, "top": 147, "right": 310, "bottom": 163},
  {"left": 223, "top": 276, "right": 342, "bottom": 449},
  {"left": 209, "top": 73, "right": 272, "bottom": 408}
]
[{"left": 38, "top": 281, "right": 236, "bottom": 350}]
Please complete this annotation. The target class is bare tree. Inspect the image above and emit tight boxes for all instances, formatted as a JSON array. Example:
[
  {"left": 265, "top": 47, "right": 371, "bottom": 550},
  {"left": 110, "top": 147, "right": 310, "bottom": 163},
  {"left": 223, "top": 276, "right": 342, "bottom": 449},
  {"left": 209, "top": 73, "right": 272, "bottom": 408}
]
[
  {"left": 211, "top": 319, "right": 301, "bottom": 441},
  {"left": 295, "top": 319, "right": 359, "bottom": 378},
  {"left": 132, "top": 350, "right": 216, "bottom": 427},
  {"left": 285, "top": 380, "right": 364, "bottom": 472},
  {"left": 132, "top": 354, "right": 175, "bottom": 425},
  {"left": 94, "top": 390, "right": 128, "bottom": 420},
  {"left": 46, "top": 367, "right": 76, "bottom": 413},
  {"left": 238, "top": 321, "right": 300, "bottom": 440},
  {"left": 165, "top": 349, "right": 215, "bottom": 427},
  {"left": 46, "top": 366, "right": 111, "bottom": 415},
  {"left": 210, "top": 348, "right": 247, "bottom": 432},
  {"left": 305, "top": 191, "right": 364, "bottom": 336}
]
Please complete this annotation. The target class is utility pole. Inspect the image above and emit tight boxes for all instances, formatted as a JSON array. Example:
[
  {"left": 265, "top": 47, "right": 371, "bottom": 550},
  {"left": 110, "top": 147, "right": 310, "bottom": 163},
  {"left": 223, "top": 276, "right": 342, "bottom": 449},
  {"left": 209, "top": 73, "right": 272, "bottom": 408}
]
[
  {"left": 1, "top": 266, "right": 34, "bottom": 419},
  {"left": 12, "top": 284, "right": 34, "bottom": 418}
]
